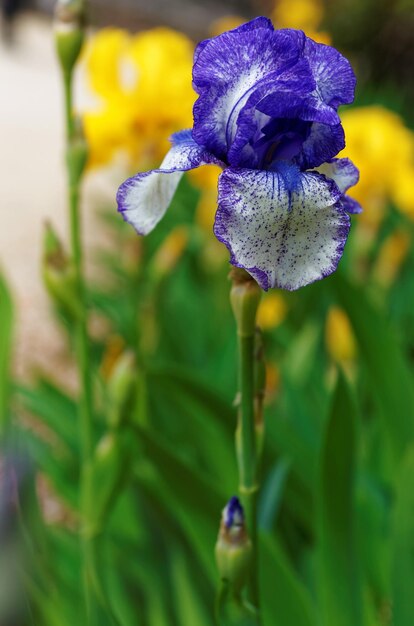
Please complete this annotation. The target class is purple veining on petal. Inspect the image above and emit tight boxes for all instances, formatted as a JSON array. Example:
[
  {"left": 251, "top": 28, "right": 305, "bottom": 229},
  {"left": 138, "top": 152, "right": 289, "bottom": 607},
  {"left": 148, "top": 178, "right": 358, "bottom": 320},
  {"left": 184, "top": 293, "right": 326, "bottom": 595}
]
[
  {"left": 303, "top": 37, "right": 356, "bottom": 109},
  {"left": 316, "top": 157, "right": 359, "bottom": 193},
  {"left": 117, "top": 133, "right": 222, "bottom": 235},
  {"left": 116, "top": 17, "right": 360, "bottom": 291},
  {"left": 215, "top": 167, "right": 349, "bottom": 291},
  {"left": 336, "top": 194, "right": 363, "bottom": 214},
  {"left": 192, "top": 27, "right": 307, "bottom": 161}
]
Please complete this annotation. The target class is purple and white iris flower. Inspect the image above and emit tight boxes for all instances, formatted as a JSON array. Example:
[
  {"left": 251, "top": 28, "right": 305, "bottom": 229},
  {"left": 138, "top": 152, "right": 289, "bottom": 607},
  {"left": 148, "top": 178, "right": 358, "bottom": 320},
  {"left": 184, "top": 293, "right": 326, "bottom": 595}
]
[{"left": 117, "top": 17, "right": 361, "bottom": 291}]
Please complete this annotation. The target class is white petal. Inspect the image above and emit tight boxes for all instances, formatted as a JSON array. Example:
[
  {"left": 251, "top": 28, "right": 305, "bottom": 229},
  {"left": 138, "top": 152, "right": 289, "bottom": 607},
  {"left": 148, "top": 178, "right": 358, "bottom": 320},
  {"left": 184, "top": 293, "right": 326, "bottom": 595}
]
[
  {"left": 117, "top": 132, "right": 219, "bottom": 235},
  {"left": 214, "top": 167, "right": 350, "bottom": 291},
  {"left": 316, "top": 157, "right": 359, "bottom": 193}
]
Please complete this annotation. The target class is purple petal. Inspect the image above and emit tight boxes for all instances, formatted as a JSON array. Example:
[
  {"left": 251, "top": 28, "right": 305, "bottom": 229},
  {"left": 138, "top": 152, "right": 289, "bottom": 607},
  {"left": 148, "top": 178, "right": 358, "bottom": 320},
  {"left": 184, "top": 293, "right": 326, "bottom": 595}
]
[
  {"left": 193, "top": 17, "right": 274, "bottom": 66},
  {"left": 214, "top": 166, "right": 350, "bottom": 291},
  {"left": 298, "top": 122, "right": 345, "bottom": 169},
  {"left": 304, "top": 37, "right": 356, "bottom": 109},
  {"left": 227, "top": 59, "right": 315, "bottom": 167},
  {"left": 336, "top": 194, "right": 362, "bottom": 214},
  {"left": 257, "top": 90, "right": 340, "bottom": 126},
  {"left": 117, "top": 132, "right": 221, "bottom": 235},
  {"left": 192, "top": 27, "right": 306, "bottom": 161},
  {"left": 316, "top": 157, "right": 359, "bottom": 193}
]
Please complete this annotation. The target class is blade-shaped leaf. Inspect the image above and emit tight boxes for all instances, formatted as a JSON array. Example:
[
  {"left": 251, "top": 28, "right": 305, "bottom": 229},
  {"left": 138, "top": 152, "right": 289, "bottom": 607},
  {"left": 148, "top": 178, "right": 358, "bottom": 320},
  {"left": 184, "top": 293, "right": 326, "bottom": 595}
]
[
  {"left": 317, "top": 372, "right": 362, "bottom": 626},
  {"left": 260, "top": 533, "right": 315, "bottom": 626},
  {"left": 334, "top": 274, "right": 414, "bottom": 465},
  {"left": 391, "top": 446, "right": 414, "bottom": 626}
]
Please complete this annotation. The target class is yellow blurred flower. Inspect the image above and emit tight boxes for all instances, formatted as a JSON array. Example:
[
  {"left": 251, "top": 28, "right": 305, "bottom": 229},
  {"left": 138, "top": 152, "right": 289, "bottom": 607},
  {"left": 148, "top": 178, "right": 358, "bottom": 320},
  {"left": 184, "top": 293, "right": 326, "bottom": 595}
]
[
  {"left": 150, "top": 226, "right": 189, "bottom": 280},
  {"left": 341, "top": 106, "right": 414, "bottom": 221},
  {"left": 325, "top": 306, "right": 357, "bottom": 363},
  {"left": 82, "top": 27, "right": 196, "bottom": 169},
  {"left": 372, "top": 230, "right": 411, "bottom": 288},
  {"left": 265, "top": 362, "right": 280, "bottom": 399},
  {"left": 257, "top": 293, "right": 288, "bottom": 330},
  {"left": 272, "top": 0, "right": 331, "bottom": 44},
  {"left": 188, "top": 165, "right": 221, "bottom": 231}
]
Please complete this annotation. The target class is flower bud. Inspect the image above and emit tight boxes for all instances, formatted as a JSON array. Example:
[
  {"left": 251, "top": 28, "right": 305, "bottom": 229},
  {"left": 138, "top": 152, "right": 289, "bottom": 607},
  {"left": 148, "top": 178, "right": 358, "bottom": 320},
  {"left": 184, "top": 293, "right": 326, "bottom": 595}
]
[
  {"left": 230, "top": 269, "right": 261, "bottom": 337},
  {"left": 215, "top": 496, "right": 252, "bottom": 593},
  {"left": 54, "top": 0, "right": 85, "bottom": 76},
  {"left": 105, "top": 350, "right": 137, "bottom": 429},
  {"left": 42, "top": 222, "right": 81, "bottom": 319}
]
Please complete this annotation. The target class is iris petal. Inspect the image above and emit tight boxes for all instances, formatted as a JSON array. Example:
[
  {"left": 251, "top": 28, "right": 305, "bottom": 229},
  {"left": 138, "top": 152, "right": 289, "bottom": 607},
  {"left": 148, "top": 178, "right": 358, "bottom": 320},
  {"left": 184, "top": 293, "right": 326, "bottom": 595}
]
[
  {"left": 298, "top": 122, "right": 345, "bottom": 169},
  {"left": 214, "top": 166, "right": 350, "bottom": 290},
  {"left": 304, "top": 37, "right": 356, "bottom": 109},
  {"left": 117, "top": 130, "right": 221, "bottom": 235},
  {"left": 316, "top": 157, "right": 359, "bottom": 193},
  {"left": 192, "top": 27, "right": 306, "bottom": 160}
]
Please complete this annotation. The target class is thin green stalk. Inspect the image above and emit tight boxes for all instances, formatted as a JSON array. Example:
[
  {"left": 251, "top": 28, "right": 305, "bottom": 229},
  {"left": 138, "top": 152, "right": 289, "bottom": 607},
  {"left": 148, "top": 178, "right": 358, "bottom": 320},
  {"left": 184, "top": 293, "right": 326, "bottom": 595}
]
[
  {"left": 63, "top": 64, "right": 96, "bottom": 626},
  {"left": 237, "top": 332, "right": 260, "bottom": 611},
  {"left": 230, "top": 270, "right": 262, "bottom": 617}
]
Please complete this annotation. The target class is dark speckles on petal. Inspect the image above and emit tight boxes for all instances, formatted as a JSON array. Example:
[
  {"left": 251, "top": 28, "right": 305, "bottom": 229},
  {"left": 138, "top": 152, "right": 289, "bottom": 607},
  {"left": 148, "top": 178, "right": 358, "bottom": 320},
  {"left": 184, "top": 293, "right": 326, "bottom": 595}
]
[{"left": 214, "top": 167, "right": 350, "bottom": 291}]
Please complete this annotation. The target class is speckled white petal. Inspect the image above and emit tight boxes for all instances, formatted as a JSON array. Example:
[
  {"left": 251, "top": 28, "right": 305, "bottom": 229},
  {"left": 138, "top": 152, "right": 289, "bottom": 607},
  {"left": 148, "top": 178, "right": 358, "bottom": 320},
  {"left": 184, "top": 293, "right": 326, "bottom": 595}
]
[
  {"left": 214, "top": 167, "right": 350, "bottom": 291},
  {"left": 117, "top": 131, "right": 220, "bottom": 235},
  {"left": 316, "top": 157, "right": 359, "bottom": 193}
]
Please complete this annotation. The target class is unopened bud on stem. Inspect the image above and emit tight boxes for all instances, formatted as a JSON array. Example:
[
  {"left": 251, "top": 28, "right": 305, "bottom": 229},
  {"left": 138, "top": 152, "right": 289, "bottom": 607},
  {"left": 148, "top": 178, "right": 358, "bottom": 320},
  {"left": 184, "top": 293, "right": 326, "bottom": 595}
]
[
  {"left": 54, "top": 0, "right": 85, "bottom": 76},
  {"left": 230, "top": 269, "right": 261, "bottom": 338},
  {"left": 215, "top": 496, "right": 252, "bottom": 593},
  {"left": 42, "top": 222, "right": 81, "bottom": 318}
]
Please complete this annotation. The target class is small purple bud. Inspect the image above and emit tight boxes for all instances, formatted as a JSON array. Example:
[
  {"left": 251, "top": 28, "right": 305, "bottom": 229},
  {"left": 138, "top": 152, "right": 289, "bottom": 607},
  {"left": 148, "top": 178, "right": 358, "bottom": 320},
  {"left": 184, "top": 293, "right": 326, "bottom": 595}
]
[
  {"left": 216, "top": 496, "right": 252, "bottom": 591},
  {"left": 224, "top": 496, "right": 244, "bottom": 529}
]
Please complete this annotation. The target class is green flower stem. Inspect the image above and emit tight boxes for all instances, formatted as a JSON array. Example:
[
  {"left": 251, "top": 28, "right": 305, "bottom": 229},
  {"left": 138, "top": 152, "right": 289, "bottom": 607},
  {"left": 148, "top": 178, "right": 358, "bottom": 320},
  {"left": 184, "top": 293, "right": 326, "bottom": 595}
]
[
  {"left": 230, "top": 269, "right": 262, "bottom": 616},
  {"left": 64, "top": 72, "right": 75, "bottom": 142},
  {"left": 63, "top": 64, "right": 96, "bottom": 626}
]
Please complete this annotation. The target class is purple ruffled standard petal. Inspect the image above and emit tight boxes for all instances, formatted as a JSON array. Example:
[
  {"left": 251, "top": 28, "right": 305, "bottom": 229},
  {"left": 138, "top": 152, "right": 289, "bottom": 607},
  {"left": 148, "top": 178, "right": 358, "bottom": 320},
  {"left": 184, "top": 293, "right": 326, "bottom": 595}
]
[
  {"left": 303, "top": 37, "right": 356, "bottom": 109},
  {"left": 117, "top": 131, "right": 221, "bottom": 235},
  {"left": 227, "top": 60, "right": 315, "bottom": 168},
  {"left": 214, "top": 166, "right": 350, "bottom": 291},
  {"left": 194, "top": 15, "right": 274, "bottom": 66},
  {"left": 298, "top": 122, "right": 345, "bottom": 169},
  {"left": 192, "top": 26, "right": 306, "bottom": 161}
]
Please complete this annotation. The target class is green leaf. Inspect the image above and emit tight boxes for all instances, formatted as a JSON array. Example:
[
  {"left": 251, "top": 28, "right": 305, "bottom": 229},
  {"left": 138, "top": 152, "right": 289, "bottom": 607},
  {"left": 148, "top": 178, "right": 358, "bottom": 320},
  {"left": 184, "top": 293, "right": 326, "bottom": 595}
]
[
  {"left": 170, "top": 547, "right": 211, "bottom": 626},
  {"left": 260, "top": 533, "right": 315, "bottom": 626},
  {"left": 132, "top": 424, "right": 224, "bottom": 582},
  {"left": 317, "top": 372, "right": 362, "bottom": 626},
  {"left": 391, "top": 446, "right": 414, "bottom": 626},
  {"left": 0, "top": 272, "right": 13, "bottom": 432},
  {"left": 334, "top": 273, "right": 414, "bottom": 465},
  {"left": 17, "top": 380, "right": 78, "bottom": 452},
  {"left": 259, "top": 458, "right": 291, "bottom": 532},
  {"left": 144, "top": 366, "right": 237, "bottom": 495}
]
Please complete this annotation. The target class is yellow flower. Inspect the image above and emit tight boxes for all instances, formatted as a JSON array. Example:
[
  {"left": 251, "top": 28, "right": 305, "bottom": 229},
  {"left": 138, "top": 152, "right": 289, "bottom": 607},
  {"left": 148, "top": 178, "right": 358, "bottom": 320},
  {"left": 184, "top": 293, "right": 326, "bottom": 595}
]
[
  {"left": 340, "top": 106, "right": 414, "bottom": 221},
  {"left": 372, "top": 230, "right": 411, "bottom": 288},
  {"left": 325, "top": 307, "right": 357, "bottom": 363},
  {"left": 272, "top": 0, "right": 331, "bottom": 44},
  {"left": 82, "top": 27, "right": 195, "bottom": 169},
  {"left": 189, "top": 165, "right": 222, "bottom": 231},
  {"left": 150, "top": 226, "right": 189, "bottom": 280},
  {"left": 257, "top": 293, "right": 288, "bottom": 330}
]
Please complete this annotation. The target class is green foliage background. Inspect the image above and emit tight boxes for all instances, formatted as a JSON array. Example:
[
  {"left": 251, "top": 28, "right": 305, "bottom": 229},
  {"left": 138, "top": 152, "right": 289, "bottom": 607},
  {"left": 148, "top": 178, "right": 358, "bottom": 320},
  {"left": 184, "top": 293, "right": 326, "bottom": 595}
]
[{"left": 2, "top": 170, "right": 414, "bottom": 624}]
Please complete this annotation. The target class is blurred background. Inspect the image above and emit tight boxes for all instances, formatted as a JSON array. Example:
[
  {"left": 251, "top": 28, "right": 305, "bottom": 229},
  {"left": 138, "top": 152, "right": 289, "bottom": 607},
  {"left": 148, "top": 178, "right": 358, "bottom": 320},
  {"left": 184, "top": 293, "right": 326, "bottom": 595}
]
[
  {"left": 2, "top": 1, "right": 414, "bottom": 625},
  {"left": 2, "top": 0, "right": 414, "bottom": 382}
]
